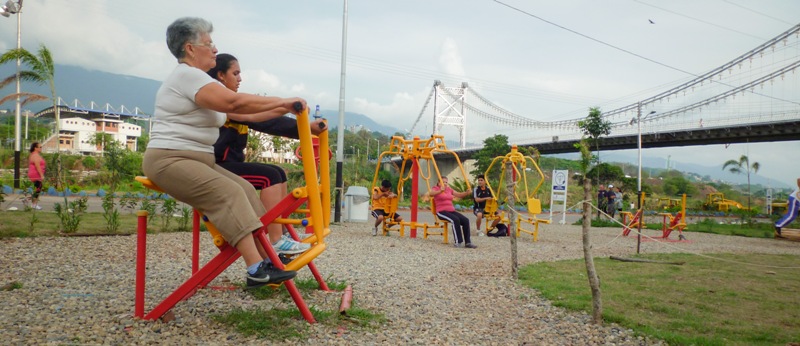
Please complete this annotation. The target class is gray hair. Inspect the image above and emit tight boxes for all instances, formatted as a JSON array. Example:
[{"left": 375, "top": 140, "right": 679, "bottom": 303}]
[{"left": 166, "top": 17, "right": 213, "bottom": 60}]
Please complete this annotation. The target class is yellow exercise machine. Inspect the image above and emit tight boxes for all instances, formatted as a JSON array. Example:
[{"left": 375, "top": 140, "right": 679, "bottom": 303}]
[
  {"left": 482, "top": 145, "right": 550, "bottom": 241},
  {"left": 370, "top": 135, "right": 471, "bottom": 243},
  {"left": 703, "top": 192, "right": 749, "bottom": 212},
  {"left": 134, "top": 103, "right": 331, "bottom": 323},
  {"left": 657, "top": 194, "right": 688, "bottom": 241},
  {"left": 622, "top": 193, "right": 688, "bottom": 241},
  {"left": 620, "top": 192, "right": 645, "bottom": 237}
]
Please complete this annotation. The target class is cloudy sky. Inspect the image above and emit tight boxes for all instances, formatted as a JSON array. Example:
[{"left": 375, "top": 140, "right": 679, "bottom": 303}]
[{"left": 0, "top": 0, "right": 798, "bottom": 187}]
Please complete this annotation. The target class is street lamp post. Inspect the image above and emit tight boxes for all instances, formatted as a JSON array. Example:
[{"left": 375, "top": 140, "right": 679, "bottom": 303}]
[
  {"left": 2, "top": 0, "right": 23, "bottom": 188},
  {"left": 334, "top": 0, "right": 349, "bottom": 223},
  {"left": 632, "top": 102, "right": 655, "bottom": 253}
]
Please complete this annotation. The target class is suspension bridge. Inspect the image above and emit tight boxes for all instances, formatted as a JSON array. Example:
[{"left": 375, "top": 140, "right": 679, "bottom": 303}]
[{"left": 408, "top": 23, "right": 800, "bottom": 158}]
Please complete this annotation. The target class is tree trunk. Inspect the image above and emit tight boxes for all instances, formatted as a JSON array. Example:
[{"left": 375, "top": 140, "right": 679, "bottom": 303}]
[
  {"left": 582, "top": 177, "right": 603, "bottom": 324},
  {"left": 506, "top": 161, "right": 518, "bottom": 279}
]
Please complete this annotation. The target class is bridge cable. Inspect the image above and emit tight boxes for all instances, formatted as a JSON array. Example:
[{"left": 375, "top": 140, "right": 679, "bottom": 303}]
[{"left": 493, "top": 1, "right": 800, "bottom": 116}]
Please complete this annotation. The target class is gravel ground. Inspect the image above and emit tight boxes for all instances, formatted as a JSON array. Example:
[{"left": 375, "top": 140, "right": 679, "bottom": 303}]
[{"left": 1, "top": 221, "right": 799, "bottom": 345}]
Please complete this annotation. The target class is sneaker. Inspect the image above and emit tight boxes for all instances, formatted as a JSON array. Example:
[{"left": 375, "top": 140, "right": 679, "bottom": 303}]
[
  {"left": 281, "top": 234, "right": 309, "bottom": 242},
  {"left": 277, "top": 254, "right": 292, "bottom": 265},
  {"left": 454, "top": 242, "right": 463, "bottom": 248},
  {"left": 282, "top": 232, "right": 312, "bottom": 241},
  {"left": 34, "top": 205, "right": 42, "bottom": 210},
  {"left": 296, "top": 233, "right": 313, "bottom": 240},
  {"left": 372, "top": 226, "right": 378, "bottom": 236},
  {"left": 246, "top": 262, "right": 297, "bottom": 289},
  {"left": 465, "top": 243, "right": 477, "bottom": 249},
  {"left": 272, "top": 237, "right": 311, "bottom": 255},
  {"left": 775, "top": 226, "right": 782, "bottom": 237},
  {"left": 477, "top": 230, "right": 484, "bottom": 236}
]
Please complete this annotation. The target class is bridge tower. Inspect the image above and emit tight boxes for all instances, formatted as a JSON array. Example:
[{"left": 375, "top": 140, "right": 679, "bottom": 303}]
[{"left": 432, "top": 80, "right": 468, "bottom": 148}]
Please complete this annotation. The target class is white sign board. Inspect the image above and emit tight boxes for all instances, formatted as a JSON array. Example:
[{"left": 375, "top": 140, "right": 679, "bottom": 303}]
[{"left": 549, "top": 170, "right": 569, "bottom": 224}]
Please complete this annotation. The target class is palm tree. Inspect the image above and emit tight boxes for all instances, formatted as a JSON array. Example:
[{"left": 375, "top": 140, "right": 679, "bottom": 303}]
[
  {"left": 722, "top": 155, "right": 760, "bottom": 213},
  {"left": 0, "top": 44, "right": 63, "bottom": 188}
]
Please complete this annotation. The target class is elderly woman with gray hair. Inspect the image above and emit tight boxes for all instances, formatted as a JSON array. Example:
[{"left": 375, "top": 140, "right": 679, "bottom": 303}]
[{"left": 143, "top": 17, "right": 305, "bottom": 289}]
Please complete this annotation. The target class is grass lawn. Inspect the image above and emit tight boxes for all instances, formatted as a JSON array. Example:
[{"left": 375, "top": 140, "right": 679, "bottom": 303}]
[{"left": 520, "top": 253, "right": 800, "bottom": 346}]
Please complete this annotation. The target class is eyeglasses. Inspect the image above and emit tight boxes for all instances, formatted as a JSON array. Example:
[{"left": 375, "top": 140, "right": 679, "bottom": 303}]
[{"left": 190, "top": 41, "right": 216, "bottom": 50}]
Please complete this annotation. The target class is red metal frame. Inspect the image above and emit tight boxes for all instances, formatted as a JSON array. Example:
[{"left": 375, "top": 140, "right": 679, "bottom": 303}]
[
  {"left": 135, "top": 105, "right": 332, "bottom": 324},
  {"left": 134, "top": 188, "right": 331, "bottom": 324},
  {"left": 621, "top": 210, "right": 642, "bottom": 237}
]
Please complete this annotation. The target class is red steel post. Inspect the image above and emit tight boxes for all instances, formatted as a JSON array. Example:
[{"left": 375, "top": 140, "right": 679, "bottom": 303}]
[
  {"left": 410, "top": 158, "right": 419, "bottom": 238},
  {"left": 192, "top": 210, "right": 200, "bottom": 274},
  {"left": 135, "top": 210, "right": 148, "bottom": 318}
]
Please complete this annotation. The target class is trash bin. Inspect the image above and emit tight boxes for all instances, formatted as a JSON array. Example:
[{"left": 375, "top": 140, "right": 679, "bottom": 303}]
[{"left": 344, "top": 186, "right": 370, "bottom": 222}]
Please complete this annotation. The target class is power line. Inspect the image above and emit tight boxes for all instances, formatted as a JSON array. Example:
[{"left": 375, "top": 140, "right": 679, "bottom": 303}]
[
  {"left": 633, "top": 0, "right": 766, "bottom": 40},
  {"left": 492, "top": 0, "right": 700, "bottom": 77},
  {"left": 722, "top": 0, "right": 794, "bottom": 25}
]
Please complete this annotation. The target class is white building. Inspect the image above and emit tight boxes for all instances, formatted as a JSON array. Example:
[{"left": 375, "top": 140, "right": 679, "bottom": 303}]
[{"left": 34, "top": 99, "right": 147, "bottom": 154}]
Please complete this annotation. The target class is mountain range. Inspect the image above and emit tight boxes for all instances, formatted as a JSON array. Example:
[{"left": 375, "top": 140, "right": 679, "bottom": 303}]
[
  {"left": 0, "top": 64, "right": 401, "bottom": 135},
  {"left": 0, "top": 63, "right": 788, "bottom": 189}
]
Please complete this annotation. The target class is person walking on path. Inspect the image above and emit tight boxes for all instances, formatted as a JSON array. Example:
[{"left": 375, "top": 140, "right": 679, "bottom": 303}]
[
  {"left": 606, "top": 184, "right": 618, "bottom": 219},
  {"left": 27, "top": 142, "right": 45, "bottom": 210}
]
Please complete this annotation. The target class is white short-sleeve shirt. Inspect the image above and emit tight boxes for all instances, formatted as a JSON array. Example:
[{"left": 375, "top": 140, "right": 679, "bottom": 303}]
[{"left": 147, "top": 63, "right": 226, "bottom": 153}]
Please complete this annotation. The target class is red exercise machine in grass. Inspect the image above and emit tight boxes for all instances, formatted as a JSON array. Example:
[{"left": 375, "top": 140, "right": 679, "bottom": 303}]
[{"left": 622, "top": 193, "right": 689, "bottom": 242}]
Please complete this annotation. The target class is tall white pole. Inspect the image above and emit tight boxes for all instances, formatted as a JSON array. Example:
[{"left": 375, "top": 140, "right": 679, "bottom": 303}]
[
  {"left": 13, "top": 3, "right": 22, "bottom": 188},
  {"left": 636, "top": 103, "right": 642, "bottom": 193},
  {"left": 334, "top": 0, "right": 348, "bottom": 222},
  {"left": 636, "top": 102, "right": 642, "bottom": 254}
]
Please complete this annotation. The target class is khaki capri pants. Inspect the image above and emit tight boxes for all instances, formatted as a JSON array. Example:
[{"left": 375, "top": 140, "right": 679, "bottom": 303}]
[{"left": 143, "top": 149, "right": 266, "bottom": 247}]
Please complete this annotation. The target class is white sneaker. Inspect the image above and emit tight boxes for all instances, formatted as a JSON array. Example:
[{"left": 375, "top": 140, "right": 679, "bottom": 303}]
[
  {"left": 282, "top": 233, "right": 310, "bottom": 241},
  {"left": 34, "top": 205, "right": 42, "bottom": 210},
  {"left": 372, "top": 227, "right": 378, "bottom": 236},
  {"left": 477, "top": 231, "right": 484, "bottom": 236},
  {"left": 272, "top": 237, "right": 311, "bottom": 255}
]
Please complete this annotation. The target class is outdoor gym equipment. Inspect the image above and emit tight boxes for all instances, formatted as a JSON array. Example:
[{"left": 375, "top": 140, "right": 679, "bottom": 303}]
[
  {"left": 481, "top": 145, "right": 550, "bottom": 241},
  {"left": 622, "top": 192, "right": 689, "bottom": 241},
  {"left": 703, "top": 192, "right": 748, "bottom": 212},
  {"left": 134, "top": 103, "right": 332, "bottom": 324},
  {"left": 620, "top": 192, "right": 644, "bottom": 237},
  {"left": 369, "top": 135, "right": 471, "bottom": 243},
  {"left": 657, "top": 194, "right": 688, "bottom": 241}
]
